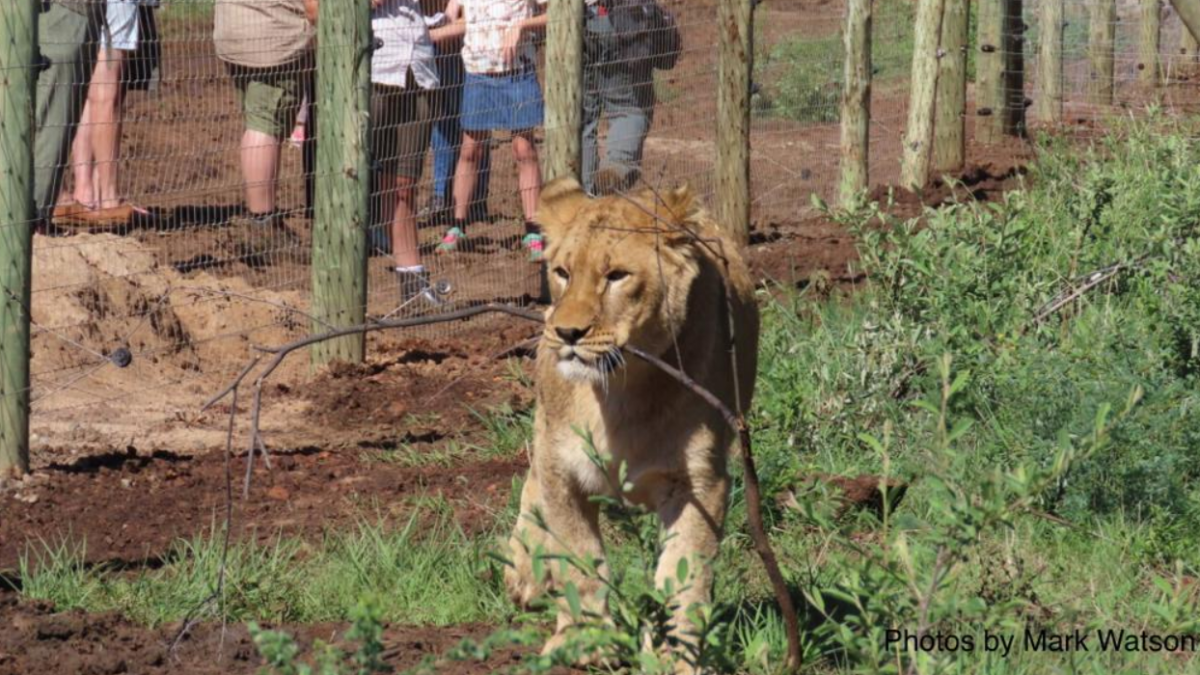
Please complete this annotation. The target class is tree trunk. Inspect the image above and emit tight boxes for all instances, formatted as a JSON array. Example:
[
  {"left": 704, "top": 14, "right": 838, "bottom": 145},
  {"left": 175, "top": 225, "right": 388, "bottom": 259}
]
[
  {"left": 900, "top": 0, "right": 948, "bottom": 189},
  {"left": 933, "top": 0, "right": 968, "bottom": 173},
  {"left": 839, "top": 0, "right": 872, "bottom": 206},
  {"left": 717, "top": 0, "right": 753, "bottom": 242}
]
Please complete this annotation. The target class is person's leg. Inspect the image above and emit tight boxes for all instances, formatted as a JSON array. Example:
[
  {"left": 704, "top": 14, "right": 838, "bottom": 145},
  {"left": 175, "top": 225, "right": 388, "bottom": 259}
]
[
  {"left": 595, "top": 63, "right": 652, "bottom": 194},
  {"left": 86, "top": 48, "right": 128, "bottom": 209},
  {"left": 70, "top": 98, "right": 96, "bottom": 207},
  {"left": 452, "top": 130, "right": 490, "bottom": 221},
  {"left": 512, "top": 130, "right": 542, "bottom": 223},
  {"left": 236, "top": 66, "right": 299, "bottom": 216},
  {"left": 34, "top": 4, "right": 94, "bottom": 221}
]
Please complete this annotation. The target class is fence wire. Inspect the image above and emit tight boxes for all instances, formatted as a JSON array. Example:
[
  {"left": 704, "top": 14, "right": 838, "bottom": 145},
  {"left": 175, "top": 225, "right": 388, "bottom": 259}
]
[{"left": 2, "top": 0, "right": 1198, "bottom": 451}]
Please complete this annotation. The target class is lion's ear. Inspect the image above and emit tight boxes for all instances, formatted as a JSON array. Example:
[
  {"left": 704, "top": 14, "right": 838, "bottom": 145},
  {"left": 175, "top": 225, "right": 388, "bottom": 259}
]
[
  {"left": 537, "top": 177, "right": 589, "bottom": 241},
  {"left": 660, "top": 183, "right": 695, "bottom": 223}
]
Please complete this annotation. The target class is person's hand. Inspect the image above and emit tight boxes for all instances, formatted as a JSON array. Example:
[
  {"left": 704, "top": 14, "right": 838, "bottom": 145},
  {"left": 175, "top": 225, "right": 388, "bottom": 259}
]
[
  {"left": 371, "top": 0, "right": 385, "bottom": 8},
  {"left": 501, "top": 24, "right": 524, "bottom": 67}
]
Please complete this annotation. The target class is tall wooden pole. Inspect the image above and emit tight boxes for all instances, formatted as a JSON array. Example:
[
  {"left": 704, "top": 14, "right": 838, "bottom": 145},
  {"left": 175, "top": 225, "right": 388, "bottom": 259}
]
[
  {"left": 1171, "top": 0, "right": 1200, "bottom": 60},
  {"left": 0, "top": 0, "right": 38, "bottom": 479},
  {"left": 1089, "top": 0, "right": 1117, "bottom": 105},
  {"left": 717, "top": 0, "right": 752, "bottom": 243},
  {"left": 1036, "top": 0, "right": 1064, "bottom": 123},
  {"left": 839, "top": 0, "right": 872, "bottom": 207},
  {"left": 933, "top": 0, "right": 968, "bottom": 174},
  {"left": 1139, "top": 0, "right": 1162, "bottom": 84},
  {"left": 900, "top": 0, "right": 948, "bottom": 189},
  {"left": 1001, "top": 0, "right": 1026, "bottom": 134},
  {"left": 545, "top": 0, "right": 583, "bottom": 181},
  {"left": 311, "top": 0, "right": 370, "bottom": 365},
  {"left": 975, "top": 0, "right": 1004, "bottom": 143}
]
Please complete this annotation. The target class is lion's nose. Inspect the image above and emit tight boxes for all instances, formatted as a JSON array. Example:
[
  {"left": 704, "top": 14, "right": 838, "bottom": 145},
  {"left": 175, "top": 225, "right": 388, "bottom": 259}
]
[{"left": 555, "top": 326, "right": 590, "bottom": 345}]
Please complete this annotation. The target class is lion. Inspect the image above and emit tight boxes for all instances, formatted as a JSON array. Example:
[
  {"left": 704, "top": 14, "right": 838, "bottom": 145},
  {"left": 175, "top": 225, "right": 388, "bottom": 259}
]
[{"left": 504, "top": 177, "right": 760, "bottom": 671}]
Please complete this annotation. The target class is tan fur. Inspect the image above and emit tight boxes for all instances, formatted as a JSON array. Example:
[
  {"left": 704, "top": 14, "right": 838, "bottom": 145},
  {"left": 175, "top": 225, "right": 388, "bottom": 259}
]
[{"left": 504, "top": 178, "right": 759, "bottom": 671}]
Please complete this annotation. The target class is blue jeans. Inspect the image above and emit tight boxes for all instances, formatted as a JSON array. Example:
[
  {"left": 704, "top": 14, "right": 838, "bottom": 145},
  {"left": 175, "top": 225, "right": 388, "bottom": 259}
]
[
  {"left": 431, "top": 47, "right": 489, "bottom": 215},
  {"left": 581, "top": 12, "right": 656, "bottom": 194}
]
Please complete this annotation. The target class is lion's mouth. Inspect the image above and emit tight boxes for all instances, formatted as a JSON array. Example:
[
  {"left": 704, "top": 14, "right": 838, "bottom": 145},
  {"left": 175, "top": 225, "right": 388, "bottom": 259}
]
[{"left": 555, "top": 346, "right": 625, "bottom": 385}]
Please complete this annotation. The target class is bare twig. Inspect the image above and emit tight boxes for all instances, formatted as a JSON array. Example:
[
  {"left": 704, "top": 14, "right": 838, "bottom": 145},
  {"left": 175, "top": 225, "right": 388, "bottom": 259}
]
[
  {"left": 624, "top": 344, "right": 803, "bottom": 673},
  {"left": 1029, "top": 258, "right": 1139, "bottom": 327}
]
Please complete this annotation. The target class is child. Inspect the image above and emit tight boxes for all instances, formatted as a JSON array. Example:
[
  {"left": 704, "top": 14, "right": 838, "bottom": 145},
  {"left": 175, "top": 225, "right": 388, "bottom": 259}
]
[
  {"left": 369, "top": 0, "right": 454, "bottom": 309},
  {"left": 436, "top": 0, "right": 548, "bottom": 261}
]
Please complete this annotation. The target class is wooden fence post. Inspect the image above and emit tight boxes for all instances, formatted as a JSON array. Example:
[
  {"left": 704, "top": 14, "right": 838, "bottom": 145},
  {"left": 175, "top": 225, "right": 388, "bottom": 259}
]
[
  {"left": 933, "top": 0, "right": 968, "bottom": 174},
  {"left": 544, "top": 0, "right": 584, "bottom": 182},
  {"left": 900, "top": 0, "right": 948, "bottom": 189},
  {"left": 0, "top": 0, "right": 38, "bottom": 479},
  {"left": 311, "top": 0, "right": 370, "bottom": 366},
  {"left": 839, "top": 0, "right": 872, "bottom": 207},
  {"left": 717, "top": 0, "right": 752, "bottom": 242},
  {"left": 1139, "top": 0, "right": 1162, "bottom": 84},
  {"left": 1171, "top": 0, "right": 1200, "bottom": 61},
  {"left": 1089, "top": 0, "right": 1117, "bottom": 104},
  {"left": 1037, "top": 0, "right": 1064, "bottom": 123},
  {"left": 1002, "top": 0, "right": 1026, "bottom": 134},
  {"left": 976, "top": 0, "right": 1004, "bottom": 143}
]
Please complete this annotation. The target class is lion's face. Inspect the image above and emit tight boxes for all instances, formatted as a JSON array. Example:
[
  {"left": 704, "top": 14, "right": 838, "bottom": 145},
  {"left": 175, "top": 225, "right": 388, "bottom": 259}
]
[{"left": 535, "top": 179, "right": 700, "bottom": 386}]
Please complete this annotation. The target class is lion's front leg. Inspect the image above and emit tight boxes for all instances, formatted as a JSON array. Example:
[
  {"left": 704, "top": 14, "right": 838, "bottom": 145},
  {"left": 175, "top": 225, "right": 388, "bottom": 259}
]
[
  {"left": 505, "top": 468, "right": 552, "bottom": 609},
  {"left": 654, "top": 471, "right": 729, "bottom": 674}
]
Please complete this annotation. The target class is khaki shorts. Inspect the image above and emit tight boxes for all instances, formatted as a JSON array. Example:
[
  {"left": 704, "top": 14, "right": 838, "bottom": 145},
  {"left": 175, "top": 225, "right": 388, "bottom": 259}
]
[
  {"left": 228, "top": 61, "right": 309, "bottom": 140},
  {"left": 370, "top": 76, "right": 433, "bottom": 179}
]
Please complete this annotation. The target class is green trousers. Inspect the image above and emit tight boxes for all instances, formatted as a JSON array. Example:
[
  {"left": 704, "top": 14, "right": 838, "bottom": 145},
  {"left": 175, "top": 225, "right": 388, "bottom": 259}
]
[{"left": 33, "top": 3, "right": 96, "bottom": 220}]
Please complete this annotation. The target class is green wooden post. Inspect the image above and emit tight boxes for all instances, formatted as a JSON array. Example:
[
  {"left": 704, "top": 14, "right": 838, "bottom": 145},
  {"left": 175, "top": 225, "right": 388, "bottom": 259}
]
[
  {"left": 900, "top": 0, "right": 947, "bottom": 189},
  {"left": 0, "top": 0, "right": 38, "bottom": 479},
  {"left": 975, "top": 0, "right": 1004, "bottom": 143},
  {"left": 1089, "top": 0, "right": 1117, "bottom": 104},
  {"left": 311, "top": 0, "right": 371, "bottom": 366},
  {"left": 839, "top": 0, "right": 872, "bottom": 207},
  {"left": 933, "top": 0, "right": 968, "bottom": 173},
  {"left": 545, "top": 0, "right": 583, "bottom": 182},
  {"left": 1139, "top": 0, "right": 1162, "bottom": 84},
  {"left": 1036, "top": 0, "right": 1064, "bottom": 123},
  {"left": 717, "top": 0, "right": 752, "bottom": 244}
]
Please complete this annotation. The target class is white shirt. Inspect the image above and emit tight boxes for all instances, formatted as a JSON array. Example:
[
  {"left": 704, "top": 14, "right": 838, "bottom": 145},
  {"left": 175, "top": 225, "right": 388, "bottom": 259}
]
[
  {"left": 371, "top": 0, "right": 439, "bottom": 89},
  {"left": 460, "top": 0, "right": 548, "bottom": 75}
]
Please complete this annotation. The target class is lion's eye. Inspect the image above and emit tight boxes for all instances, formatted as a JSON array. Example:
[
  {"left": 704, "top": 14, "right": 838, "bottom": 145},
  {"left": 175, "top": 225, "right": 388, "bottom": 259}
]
[
  {"left": 553, "top": 267, "right": 570, "bottom": 282},
  {"left": 605, "top": 269, "right": 630, "bottom": 283}
]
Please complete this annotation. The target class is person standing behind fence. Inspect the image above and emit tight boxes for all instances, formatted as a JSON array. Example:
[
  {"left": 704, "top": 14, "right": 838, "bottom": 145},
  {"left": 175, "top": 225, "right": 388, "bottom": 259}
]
[
  {"left": 213, "top": 0, "right": 315, "bottom": 239},
  {"left": 427, "top": 11, "right": 491, "bottom": 225},
  {"left": 581, "top": 0, "right": 679, "bottom": 196},
  {"left": 57, "top": 0, "right": 161, "bottom": 226},
  {"left": 437, "top": 0, "right": 548, "bottom": 262},
  {"left": 33, "top": 1, "right": 103, "bottom": 233},
  {"left": 366, "top": 0, "right": 456, "bottom": 310}
]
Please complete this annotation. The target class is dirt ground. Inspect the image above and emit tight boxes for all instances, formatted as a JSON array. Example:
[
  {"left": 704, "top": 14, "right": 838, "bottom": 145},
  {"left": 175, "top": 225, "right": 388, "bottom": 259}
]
[{"left": 5, "top": 0, "right": 1173, "bottom": 671}]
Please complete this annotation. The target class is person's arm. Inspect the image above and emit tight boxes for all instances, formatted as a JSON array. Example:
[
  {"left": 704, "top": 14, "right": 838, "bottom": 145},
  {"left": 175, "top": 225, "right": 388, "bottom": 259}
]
[
  {"left": 430, "top": 0, "right": 465, "bottom": 43},
  {"left": 501, "top": 5, "right": 548, "bottom": 65},
  {"left": 304, "top": 0, "right": 318, "bottom": 24}
]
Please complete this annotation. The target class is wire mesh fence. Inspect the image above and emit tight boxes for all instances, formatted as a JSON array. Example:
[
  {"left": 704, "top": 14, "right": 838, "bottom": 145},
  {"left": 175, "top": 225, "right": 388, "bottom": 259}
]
[{"left": 2, "top": 0, "right": 1199, "bottom": 461}]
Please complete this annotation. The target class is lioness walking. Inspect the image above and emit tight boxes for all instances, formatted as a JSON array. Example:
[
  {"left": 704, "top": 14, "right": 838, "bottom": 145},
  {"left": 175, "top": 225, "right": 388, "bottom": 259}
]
[{"left": 505, "top": 177, "right": 759, "bottom": 672}]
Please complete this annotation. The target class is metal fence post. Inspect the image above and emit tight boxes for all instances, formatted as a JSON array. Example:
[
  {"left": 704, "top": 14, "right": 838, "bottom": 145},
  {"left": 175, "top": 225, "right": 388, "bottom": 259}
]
[
  {"left": 717, "top": 0, "right": 752, "bottom": 243},
  {"left": 311, "top": 0, "right": 371, "bottom": 366},
  {"left": 545, "top": 0, "right": 584, "bottom": 182},
  {"left": 0, "top": 0, "right": 38, "bottom": 478},
  {"left": 839, "top": 0, "right": 872, "bottom": 208}
]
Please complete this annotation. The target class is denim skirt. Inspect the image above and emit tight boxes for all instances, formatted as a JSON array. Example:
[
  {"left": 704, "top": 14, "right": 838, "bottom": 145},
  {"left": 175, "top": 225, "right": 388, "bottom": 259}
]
[{"left": 461, "top": 69, "right": 545, "bottom": 132}]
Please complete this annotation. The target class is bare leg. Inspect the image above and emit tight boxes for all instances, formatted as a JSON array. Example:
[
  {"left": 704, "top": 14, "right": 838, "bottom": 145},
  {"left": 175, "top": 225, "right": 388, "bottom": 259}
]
[
  {"left": 69, "top": 100, "right": 96, "bottom": 207},
  {"left": 390, "top": 174, "right": 421, "bottom": 269},
  {"left": 452, "top": 130, "right": 489, "bottom": 221},
  {"left": 240, "top": 129, "right": 282, "bottom": 214},
  {"left": 85, "top": 49, "right": 127, "bottom": 208},
  {"left": 512, "top": 130, "right": 542, "bottom": 222}
]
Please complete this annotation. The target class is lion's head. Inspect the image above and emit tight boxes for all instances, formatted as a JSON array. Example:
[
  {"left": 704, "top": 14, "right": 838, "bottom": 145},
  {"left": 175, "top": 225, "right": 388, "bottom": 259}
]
[{"left": 535, "top": 177, "right": 707, "bottom": 385}]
